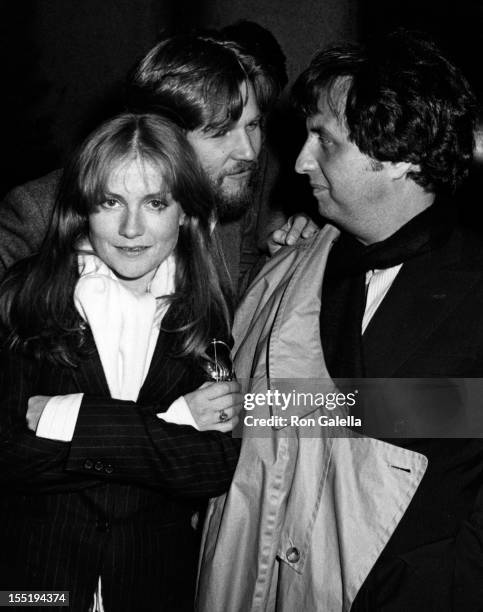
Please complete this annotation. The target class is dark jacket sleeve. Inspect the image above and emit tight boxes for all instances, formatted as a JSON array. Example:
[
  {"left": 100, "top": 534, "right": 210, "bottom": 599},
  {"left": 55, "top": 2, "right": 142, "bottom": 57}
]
[
  {"left": 0, "top": 350, "right": 77, "bottom": 491},
  {"left": 0, "top": 350, "right": 240, "bottom": 498},
  {"left": 66, "top": 395, "right": 241, "bottom": 499},
  {"left": 0, "top": 170, "right": 60, "bottom": 279}
]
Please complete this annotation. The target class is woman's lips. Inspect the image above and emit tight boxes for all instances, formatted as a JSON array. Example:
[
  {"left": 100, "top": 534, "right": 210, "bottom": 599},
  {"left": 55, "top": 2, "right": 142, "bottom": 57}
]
[{"left": 115, "top": 246, "right": 150, "bottom": 256}]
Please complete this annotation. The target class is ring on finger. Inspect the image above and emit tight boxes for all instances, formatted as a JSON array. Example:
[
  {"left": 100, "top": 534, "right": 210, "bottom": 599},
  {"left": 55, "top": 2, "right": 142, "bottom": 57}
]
[{"left": 219, "top": 409, "right": 229, "bottom": 423}]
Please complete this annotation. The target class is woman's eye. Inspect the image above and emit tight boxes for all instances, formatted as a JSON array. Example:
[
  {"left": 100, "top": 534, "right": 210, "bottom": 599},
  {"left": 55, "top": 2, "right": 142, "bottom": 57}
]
[
  {"left": 246, "top": 120, "right": 261, "bottom": 133},
  {"left": 101, "top": 198, "right": 121, "bottom": 209},
  {"left": 147, "top": 199, "right": 167, "bottom": 210}
]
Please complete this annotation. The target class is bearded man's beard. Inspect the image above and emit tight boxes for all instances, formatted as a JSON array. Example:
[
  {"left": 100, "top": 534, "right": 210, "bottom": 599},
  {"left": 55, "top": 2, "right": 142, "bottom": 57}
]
[{"left": 212, "top": 160, "right": 261, "bottom": 223}]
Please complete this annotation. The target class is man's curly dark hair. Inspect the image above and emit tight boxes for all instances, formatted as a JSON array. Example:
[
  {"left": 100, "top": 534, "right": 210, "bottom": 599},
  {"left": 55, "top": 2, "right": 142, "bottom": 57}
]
[{"left": 292, "top": 30, "right": 476, "bottom": 195}]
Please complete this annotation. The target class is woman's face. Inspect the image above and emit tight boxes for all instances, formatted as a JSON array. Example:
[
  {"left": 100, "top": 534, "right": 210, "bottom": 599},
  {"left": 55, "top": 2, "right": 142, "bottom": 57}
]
[{"left": 88, "top": 157, "right": 185, "bottom": 294}]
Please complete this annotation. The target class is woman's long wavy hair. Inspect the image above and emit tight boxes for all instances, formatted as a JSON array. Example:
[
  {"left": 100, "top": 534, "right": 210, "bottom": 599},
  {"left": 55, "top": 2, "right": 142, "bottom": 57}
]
[{"left": 0, "top": 113, "right": 232, "bottom": 365}]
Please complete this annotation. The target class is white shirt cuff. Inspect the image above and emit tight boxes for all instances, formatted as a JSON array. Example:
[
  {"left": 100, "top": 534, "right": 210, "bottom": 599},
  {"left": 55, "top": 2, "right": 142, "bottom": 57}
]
[
  {"left": 157, "top": 396, "right": 199, "bottom": 430},
  {"left": 36, "top": 393, "right": 84, "bottom": 442}
]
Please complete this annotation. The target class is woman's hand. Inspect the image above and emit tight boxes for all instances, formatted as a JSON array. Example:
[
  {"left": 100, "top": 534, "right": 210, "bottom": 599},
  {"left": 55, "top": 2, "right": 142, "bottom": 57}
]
[
  {"left": 184, "top": 381, "right": 243, "bottom": 432},
  {"left": 26, "top": 396, "right": 51, "bottom": 432}
]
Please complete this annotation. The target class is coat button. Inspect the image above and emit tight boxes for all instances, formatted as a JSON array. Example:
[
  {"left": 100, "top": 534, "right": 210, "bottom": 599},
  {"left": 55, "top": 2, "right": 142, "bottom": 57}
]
[
  {"left": 94, "top": 461, "right": 104, "bottom": 471},
  {"left": 84, "top": 459, "right": 93, "bottom": 470},
  {"left": 286, "top": 547, "right": 300, "bottom": 563},
  {"left": 104, "top": 464, "right": 114, "bottom": 474}
]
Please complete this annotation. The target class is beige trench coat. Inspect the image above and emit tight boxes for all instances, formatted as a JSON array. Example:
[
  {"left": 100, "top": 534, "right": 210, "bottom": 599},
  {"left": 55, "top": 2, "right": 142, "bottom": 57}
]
[{"left": 197, "top": 225, "right": 428, "bottom": 611}]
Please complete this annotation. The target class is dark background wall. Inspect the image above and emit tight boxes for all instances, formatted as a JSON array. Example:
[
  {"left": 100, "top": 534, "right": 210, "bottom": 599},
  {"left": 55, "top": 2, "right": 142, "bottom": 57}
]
[
  {"left": 1, "top": 0, "right": 481, "bottom": 197},
  {"left": 1, "top": 0, "right": 173, "bottom": 195},
  {"left": 361, "top": 0, "right": 482, "bottom": 103}
]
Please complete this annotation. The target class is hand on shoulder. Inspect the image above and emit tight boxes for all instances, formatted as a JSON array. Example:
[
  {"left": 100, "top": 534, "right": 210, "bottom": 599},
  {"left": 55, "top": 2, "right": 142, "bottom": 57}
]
[{"left": 267, "top": 213, "right": 319, "bottom": 256}]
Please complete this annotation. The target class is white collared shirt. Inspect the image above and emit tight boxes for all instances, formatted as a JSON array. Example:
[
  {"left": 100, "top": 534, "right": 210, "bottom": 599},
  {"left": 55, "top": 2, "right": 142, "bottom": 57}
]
[{"left": 362, "top": 265, "right": 403, "bottom": 333}]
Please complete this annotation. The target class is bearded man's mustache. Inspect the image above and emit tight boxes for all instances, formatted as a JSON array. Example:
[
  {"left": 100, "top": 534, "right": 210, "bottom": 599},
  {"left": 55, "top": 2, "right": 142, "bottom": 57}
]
[{"left": 218, "top": 161, "right": 258, "bottom": 182}]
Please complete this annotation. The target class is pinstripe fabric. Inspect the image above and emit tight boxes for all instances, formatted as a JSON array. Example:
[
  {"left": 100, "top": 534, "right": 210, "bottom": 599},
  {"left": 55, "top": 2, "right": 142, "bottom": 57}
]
[{"left": 0, "top": 315, "right": 240, "bottom": 611}]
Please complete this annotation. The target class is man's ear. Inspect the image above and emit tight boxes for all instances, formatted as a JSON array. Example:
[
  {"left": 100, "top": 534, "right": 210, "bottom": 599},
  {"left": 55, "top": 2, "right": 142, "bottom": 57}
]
[{"left": 387, "top": 161, "right": 420, "bottom": 180}]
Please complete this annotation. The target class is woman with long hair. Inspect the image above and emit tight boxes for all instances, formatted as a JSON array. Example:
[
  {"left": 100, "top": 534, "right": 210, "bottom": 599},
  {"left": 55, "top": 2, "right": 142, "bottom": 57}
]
[{"left": 0, "top": 113, "right": 241, "bottom": 611}]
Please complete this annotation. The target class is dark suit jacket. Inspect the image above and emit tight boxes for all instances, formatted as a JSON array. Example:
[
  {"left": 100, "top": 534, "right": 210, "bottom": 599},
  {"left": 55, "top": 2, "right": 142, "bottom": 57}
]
[
  {"left": 0, "top": 149, "right": 285, "bottom": 298},
  {"left": 350, "top": 224, "right": 483, "bottom": 611},
  {"left": 0, "top": 313, "right": 240, "bottom": 612}
]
